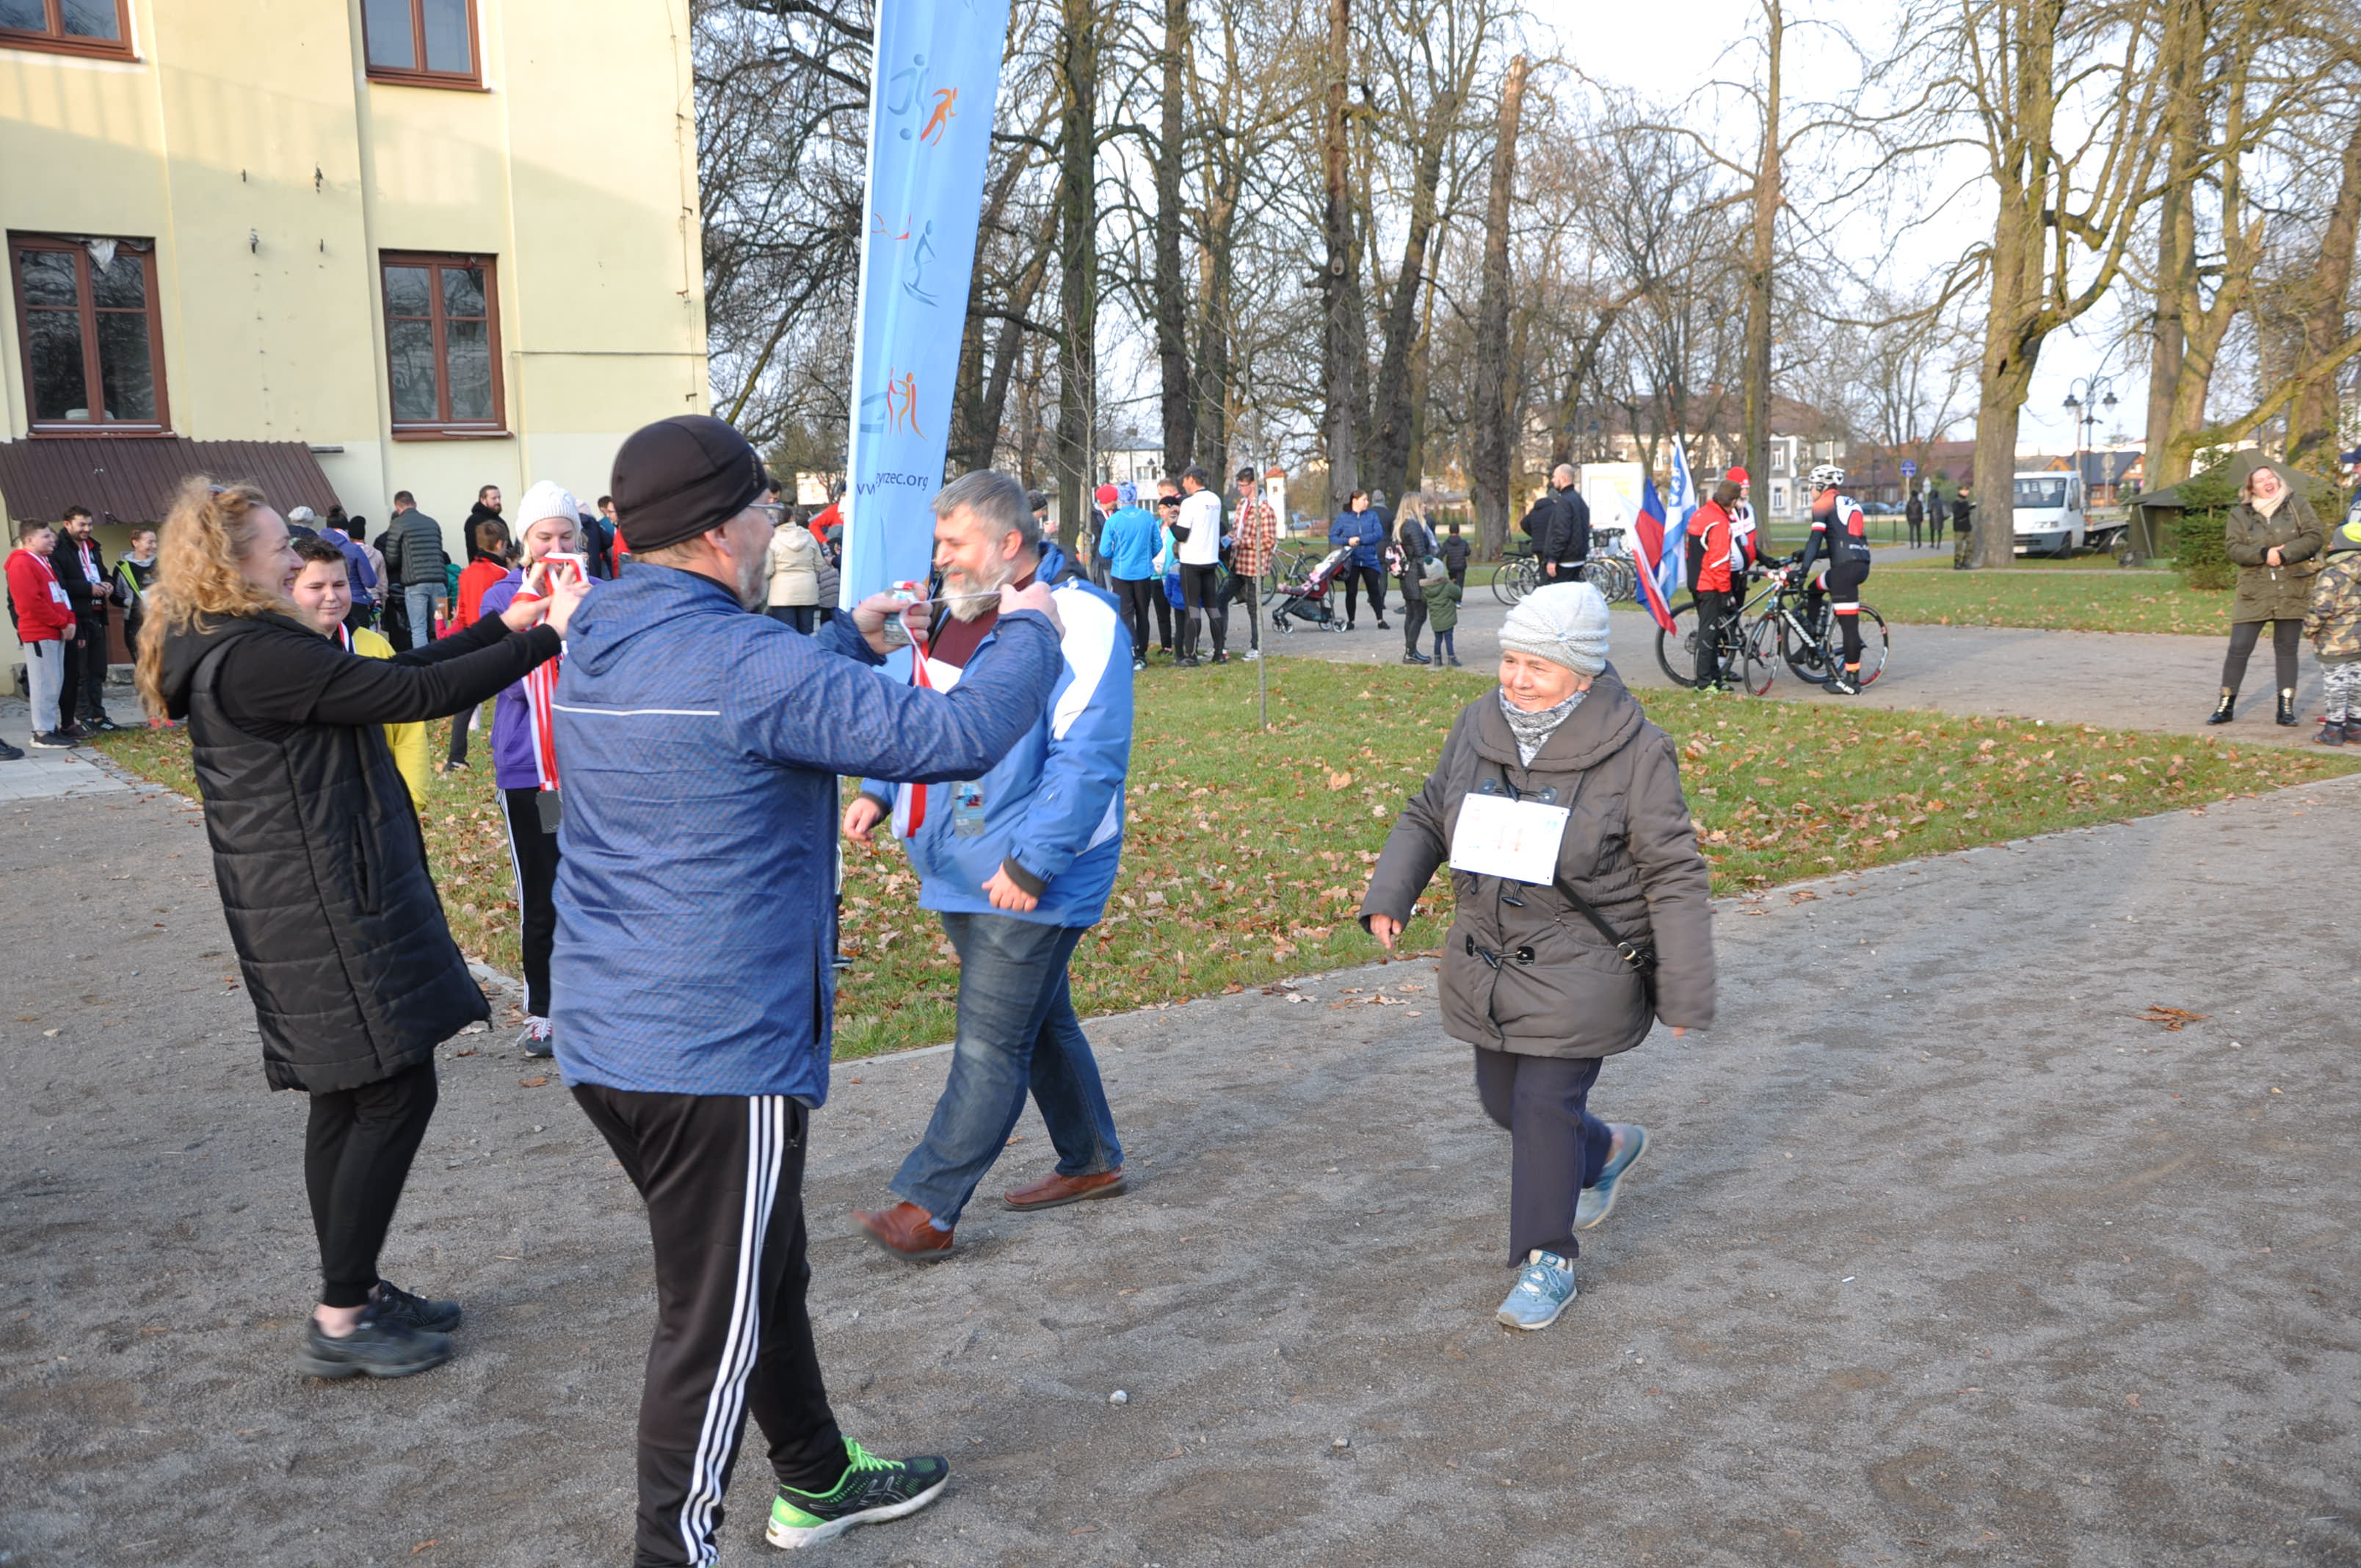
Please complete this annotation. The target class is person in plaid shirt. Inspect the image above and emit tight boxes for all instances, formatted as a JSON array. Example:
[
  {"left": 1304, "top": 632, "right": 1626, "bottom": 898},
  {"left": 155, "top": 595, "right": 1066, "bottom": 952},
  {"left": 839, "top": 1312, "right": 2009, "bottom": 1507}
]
[{"left": 1227, "top": 466, "right": 1277, "bottom": 661}]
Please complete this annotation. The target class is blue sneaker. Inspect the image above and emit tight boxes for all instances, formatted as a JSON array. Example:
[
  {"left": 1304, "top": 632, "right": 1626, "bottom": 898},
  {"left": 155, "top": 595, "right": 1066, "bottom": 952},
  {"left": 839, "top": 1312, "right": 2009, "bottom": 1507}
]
[
  {"left": 1575, "top": 1123, "right": 1648, "bottom": 1230},
  {"left": 1495, "top": 1249, "right": 1578, "bottom": 1331}
]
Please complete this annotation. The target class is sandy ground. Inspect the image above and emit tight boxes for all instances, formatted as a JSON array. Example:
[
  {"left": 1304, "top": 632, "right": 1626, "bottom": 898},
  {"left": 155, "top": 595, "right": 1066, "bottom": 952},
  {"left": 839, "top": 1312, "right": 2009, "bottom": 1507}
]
[
  {"left": 3, "top": 741, "right": 2357, "bottom": 1567},
  {"left": 1258, "top": 581, "right": 2332, "bottom": 744}
]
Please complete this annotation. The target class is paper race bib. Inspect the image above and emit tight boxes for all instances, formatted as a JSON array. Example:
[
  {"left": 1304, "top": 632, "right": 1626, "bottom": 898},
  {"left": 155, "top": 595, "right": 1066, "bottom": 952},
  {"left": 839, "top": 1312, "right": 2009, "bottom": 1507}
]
[{"left": 1449, "top": 792, "right": 1570, "bottom": 885}]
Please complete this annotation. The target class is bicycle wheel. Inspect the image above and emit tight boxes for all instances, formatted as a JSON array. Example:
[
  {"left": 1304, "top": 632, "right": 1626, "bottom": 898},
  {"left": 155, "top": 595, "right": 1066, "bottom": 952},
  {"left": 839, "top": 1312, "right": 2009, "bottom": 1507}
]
[
  {"left": 1490, "top": 560, "right": 1521, "bottom": 604},
  {"left": 1737, "top": 615, "right": 1778, "bottom": 695},
  {"left": 1853, "top": 607, "right": 1890, "bottom": 686},
  {"left": 1654, "top": 598, "right": 1702, "bottom": 688},
  {"left": 1597, "top": 557, "right": 1636, "bottom": 603},
  {"left": 1780, "top": 611, "right": 1832, "bottom": 684}
]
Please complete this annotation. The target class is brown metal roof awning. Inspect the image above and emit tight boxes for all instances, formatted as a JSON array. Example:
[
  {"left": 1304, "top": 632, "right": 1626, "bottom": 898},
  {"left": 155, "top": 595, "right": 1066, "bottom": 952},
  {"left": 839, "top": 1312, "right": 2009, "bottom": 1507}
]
[{"left": 0, "top": 438, "right": 343, "bottom": 527}]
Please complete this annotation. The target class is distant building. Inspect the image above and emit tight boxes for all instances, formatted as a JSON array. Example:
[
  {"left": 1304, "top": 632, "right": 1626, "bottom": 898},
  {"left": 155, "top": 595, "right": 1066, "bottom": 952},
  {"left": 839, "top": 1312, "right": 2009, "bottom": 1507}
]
[{"left": 1, "top": 0, "right": 706, "bottom": 668}]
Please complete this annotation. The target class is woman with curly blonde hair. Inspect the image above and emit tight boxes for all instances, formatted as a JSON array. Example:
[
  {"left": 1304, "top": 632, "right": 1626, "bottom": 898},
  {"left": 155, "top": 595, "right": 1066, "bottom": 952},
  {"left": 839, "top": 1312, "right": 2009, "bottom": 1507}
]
[{"left": 143, "top": 476, "right": 586, "bottom": 1380}]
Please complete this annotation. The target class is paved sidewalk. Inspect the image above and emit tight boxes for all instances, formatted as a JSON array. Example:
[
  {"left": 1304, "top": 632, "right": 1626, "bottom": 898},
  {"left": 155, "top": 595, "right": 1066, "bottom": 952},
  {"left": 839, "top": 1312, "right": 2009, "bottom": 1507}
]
[
  {"left": 3, "top": 755, "right": 2354, "bottom": 1564},
  {"left": 0, "top": 694, "right": 146, "bottom": 803},
  {"left": 1265, "top": 589, "right": 2330, "bottom": 744}
]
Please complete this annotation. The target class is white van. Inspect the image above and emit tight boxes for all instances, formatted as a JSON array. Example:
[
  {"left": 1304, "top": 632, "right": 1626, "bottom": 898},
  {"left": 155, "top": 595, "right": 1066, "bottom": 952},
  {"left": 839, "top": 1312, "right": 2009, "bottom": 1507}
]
[{"left": 2012, "top": 472, "right": 2086, "bottom": 556}]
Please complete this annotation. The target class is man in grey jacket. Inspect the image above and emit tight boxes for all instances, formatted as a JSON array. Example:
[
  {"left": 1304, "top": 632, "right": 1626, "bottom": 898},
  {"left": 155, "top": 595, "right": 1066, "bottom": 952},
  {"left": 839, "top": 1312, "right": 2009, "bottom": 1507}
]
[{"left": 383, "top": 491, "right": 449, "bottom": 647}]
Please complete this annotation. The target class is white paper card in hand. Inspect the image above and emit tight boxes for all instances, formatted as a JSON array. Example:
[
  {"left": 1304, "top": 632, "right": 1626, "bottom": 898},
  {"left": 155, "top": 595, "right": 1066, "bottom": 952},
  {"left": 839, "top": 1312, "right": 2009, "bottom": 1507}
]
[{"left": 1449, "top": 792, "right": 1570, "bottom": 885}]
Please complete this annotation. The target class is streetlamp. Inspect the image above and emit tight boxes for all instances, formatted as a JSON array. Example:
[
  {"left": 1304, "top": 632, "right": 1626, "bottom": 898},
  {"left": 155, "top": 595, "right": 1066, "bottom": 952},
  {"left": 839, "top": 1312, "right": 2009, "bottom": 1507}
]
[{"left": 2062, "top": 375, "right": 2119, "bottom": 505}]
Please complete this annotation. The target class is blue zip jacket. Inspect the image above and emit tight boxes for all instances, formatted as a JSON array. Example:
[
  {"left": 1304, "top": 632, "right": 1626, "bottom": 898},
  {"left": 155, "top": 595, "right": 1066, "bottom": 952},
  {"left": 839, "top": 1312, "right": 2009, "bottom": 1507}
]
[
  {"left": 862, "top": 543, "right": 1132, "bottom": 928},
  {"left": 1330, "top": 509, "right": 1383, "bottom": 570},
  {"left": 1100, "top": 504, "right": 1161, "bottom": 581},
  {"left": 548, "top": 565, "right": 1064, "bottom": 1101}
]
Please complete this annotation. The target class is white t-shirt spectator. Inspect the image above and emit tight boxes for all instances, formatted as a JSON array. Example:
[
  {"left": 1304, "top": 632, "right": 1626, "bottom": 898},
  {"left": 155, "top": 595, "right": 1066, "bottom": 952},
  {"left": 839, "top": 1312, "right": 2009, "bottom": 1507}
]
[{"left": 1177, "top": 489, "right": 1223, "bottom": 567}]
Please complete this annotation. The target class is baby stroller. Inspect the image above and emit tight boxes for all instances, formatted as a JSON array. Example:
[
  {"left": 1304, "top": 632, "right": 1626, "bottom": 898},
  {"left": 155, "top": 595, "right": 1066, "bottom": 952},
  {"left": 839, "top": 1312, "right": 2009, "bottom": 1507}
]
[{"left": 1270, "top": 545, "right": 1352, "bottom": 633}]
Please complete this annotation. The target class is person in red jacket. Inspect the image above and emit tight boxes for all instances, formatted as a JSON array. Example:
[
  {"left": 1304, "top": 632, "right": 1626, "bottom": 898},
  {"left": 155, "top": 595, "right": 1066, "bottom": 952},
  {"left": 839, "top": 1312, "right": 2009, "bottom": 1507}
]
[
  {"left": 7, "top": 520, "right": 76, "bottom": 748},
  {"left": 1685, "top": 479, "right": 1741, "bottom": 689}
]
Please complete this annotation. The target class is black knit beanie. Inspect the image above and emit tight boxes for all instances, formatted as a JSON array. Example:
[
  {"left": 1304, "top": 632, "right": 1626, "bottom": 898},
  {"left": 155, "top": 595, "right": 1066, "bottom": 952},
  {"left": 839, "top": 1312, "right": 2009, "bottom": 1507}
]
[{"left": 609, "top": 415, "right": 769, "bottom": 553}]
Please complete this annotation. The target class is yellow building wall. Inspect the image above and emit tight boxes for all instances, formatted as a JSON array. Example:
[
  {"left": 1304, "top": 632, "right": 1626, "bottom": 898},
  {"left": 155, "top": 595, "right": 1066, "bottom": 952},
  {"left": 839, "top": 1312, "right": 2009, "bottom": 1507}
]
[{"left": 0, "top": 0, "right": 706, "bottom": 672}]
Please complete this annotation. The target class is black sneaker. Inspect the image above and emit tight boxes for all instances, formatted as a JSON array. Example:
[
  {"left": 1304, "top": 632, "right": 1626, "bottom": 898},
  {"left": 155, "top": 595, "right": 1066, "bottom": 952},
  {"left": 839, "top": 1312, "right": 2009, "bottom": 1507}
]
[
  {"left": 766, "top": 1442, "right": 949, "bottom": 1550},
  {"left": 371, "top": 1278, "right": 462, "bottom": 1333},
  {"left": 1822, "top": 673, "right": 1860, "bottom": 696},
  {"left": 294, "top": 1306, "right": 453, "bottom": 1379},
  {"left": 1209, "top": 652, "right": 1229, "bottom": 665},
  {"left": 29, "top": 732, "right": 73, "bottom": 749},
  {"left": 88, "top": 714, "right": 121, "bottom": 733},
  {"left": 0, "top": 738, "right": 21, "bottom": 761},
  {"left": 1132, "top": 658, "right": 1147, "bottom": 672},
  {"left": 1175, "top": 656, "right": 1202, "bottom": 669}
]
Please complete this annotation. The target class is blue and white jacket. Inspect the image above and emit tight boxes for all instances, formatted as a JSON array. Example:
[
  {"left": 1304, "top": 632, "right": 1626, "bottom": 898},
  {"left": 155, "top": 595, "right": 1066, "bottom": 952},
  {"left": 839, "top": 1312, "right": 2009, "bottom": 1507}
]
[
  {"left": 547, "top": 565, "right": 1064, "bottom": 1103},
  {"left": 862, "top": 543, "right": 1133, "bottom": 929}
]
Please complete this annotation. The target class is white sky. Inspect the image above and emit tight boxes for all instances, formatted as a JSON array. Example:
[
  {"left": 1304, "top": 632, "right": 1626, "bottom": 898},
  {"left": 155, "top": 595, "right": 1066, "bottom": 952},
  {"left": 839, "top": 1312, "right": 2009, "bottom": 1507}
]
[{"left": 1526, "top": 0, "right": 2147, "bottom": 454}]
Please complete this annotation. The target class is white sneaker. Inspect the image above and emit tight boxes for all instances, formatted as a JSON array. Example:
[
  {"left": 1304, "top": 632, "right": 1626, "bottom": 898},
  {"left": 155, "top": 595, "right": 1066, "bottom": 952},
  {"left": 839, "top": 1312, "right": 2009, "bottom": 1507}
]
[
  {"left": 515, "top": 1017, "right": 554, "bottom": 1057},
  {"left": 1241, "top": 648, "right": 1261, "bottom": 661}
]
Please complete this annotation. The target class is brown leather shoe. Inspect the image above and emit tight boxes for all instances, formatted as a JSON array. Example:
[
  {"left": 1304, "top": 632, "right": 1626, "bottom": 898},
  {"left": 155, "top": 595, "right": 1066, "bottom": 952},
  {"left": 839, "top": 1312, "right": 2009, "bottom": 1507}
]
[
  {"left": 852, "top": 1202, "right": 956, "bottom": 1260},
  {"left": 1001, "top": 1169, "right": 1128, "bottom": 1212}
]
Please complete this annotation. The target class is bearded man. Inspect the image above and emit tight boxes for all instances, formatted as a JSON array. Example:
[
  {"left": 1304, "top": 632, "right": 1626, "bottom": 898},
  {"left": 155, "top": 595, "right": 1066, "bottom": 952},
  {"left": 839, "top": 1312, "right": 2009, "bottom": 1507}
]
[{"left": 842, "top": 468, "right": 1136, "bottom": 1261}]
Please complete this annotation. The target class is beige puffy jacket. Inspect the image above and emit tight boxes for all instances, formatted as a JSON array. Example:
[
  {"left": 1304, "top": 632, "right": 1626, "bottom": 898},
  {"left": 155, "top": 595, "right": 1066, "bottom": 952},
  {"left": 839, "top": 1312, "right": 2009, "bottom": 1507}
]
[{"left": 766, "top": 522, "right": 822, "bottom": 607}]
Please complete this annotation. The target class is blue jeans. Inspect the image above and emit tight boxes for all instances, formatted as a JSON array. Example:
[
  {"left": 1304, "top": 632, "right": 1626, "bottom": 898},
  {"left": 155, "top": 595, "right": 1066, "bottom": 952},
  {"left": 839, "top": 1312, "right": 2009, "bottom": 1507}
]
[
  {"left": 891, "top": 912, "right": 1123, "bottom": 1227},
  {"left": 404, "top": 584, "right": 445, "bottom": 647}
]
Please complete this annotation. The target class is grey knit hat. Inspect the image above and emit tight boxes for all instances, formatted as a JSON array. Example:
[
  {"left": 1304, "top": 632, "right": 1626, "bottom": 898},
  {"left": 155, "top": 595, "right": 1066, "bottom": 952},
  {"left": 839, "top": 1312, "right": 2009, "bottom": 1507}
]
[{"left": 1499, "top": 581, "right": 1610, "bottom": 675}]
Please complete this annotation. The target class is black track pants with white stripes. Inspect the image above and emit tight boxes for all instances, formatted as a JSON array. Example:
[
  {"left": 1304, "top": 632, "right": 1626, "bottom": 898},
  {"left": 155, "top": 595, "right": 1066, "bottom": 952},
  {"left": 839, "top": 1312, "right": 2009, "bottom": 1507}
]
[{"left": 572, "top": 1085, "right": 847, "bottom": 1567}]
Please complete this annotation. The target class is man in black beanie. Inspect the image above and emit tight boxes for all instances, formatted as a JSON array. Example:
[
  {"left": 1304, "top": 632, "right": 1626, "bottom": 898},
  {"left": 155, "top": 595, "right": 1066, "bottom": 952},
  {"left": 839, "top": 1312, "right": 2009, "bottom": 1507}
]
[{"left": 547, "top": 414, "right": 1067, "bottom": 1562}]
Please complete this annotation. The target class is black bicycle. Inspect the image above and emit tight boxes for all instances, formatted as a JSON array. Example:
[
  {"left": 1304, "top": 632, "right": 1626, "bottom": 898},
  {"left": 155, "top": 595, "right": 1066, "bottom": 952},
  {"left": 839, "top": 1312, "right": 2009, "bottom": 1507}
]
[{"left": 1656, "top": 562, "right": 1888, "bottom": 694}]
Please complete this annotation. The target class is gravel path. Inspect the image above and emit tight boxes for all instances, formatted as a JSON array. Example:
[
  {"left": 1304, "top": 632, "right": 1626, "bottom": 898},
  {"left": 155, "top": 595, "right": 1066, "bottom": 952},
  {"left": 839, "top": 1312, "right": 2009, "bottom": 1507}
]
[
  {"left": 1258, "top": 584, "right": 2331, "bottom": 744},
  {"left": 4, "top": 750, "right": 2354, "bottom": 1564}
]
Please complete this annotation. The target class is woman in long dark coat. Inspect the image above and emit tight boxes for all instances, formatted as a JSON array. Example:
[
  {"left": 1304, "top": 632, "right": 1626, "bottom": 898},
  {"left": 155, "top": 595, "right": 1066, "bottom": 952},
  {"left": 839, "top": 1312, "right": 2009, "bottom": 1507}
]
[
  {"left": 136, "top": 478, "right": 584, "bottom": 1379},
  {"left": 2211, "top": 462, "right": 2324, "bottom": 726}
]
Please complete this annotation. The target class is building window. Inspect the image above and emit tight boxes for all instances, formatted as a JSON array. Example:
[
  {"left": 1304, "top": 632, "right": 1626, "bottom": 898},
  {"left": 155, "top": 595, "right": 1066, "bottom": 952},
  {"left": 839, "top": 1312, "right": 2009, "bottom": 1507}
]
[
  {"left": 0, "top": 0, "right": 135, "bottom": 59},
  {"left": 362, "top": 0, "right": 479, "bottom": 87},
  {"left": 9, "top": 236, "right": 169, "bottom": 435},
  {"left": 382, "top": 253, "right": 504, "bottom": 436}
]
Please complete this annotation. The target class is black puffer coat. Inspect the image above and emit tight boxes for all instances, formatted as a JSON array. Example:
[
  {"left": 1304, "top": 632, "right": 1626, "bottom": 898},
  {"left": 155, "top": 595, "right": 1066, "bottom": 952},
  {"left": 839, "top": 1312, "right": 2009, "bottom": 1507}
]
[
  {"left": 157, "top": 611, "right": 558, "bottom": 1092},
  {"left": 1358, "top": 674, "right": 1714, "bottom": 1057}
]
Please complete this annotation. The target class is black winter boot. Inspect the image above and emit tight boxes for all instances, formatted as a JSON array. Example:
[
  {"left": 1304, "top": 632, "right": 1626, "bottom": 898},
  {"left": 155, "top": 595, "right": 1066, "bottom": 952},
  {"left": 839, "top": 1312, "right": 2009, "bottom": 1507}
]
[
  {"left": 2277, "top": 689, "right": 2298, "bottom": 727},
  {"left": 2207, "top": 688, "right": 2235, "bottom": 725}
]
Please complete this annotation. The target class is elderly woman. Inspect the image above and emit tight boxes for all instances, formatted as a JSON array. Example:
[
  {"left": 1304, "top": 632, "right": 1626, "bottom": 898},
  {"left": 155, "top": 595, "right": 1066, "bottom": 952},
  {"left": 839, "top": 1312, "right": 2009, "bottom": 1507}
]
[
  {"left": 1359, "top": 582, "right": 1714, "bottom": 1330},
  {"left": 2211, "top": 462, "right": 2324, "bottom": 726}
]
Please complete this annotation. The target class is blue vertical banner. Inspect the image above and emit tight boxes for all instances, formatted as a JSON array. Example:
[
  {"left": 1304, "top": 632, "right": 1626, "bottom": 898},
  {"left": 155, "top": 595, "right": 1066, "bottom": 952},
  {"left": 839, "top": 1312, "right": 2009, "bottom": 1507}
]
[{"left": 839, "top": 0, "right": 1013, "bottom": 608}]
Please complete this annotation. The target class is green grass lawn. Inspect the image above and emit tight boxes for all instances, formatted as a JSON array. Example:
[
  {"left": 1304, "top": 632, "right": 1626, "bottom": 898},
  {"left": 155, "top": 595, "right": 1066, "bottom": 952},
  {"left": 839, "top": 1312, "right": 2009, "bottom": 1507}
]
[{"left": 95, "top": 660, "right": 2351, "bottom": 1057}]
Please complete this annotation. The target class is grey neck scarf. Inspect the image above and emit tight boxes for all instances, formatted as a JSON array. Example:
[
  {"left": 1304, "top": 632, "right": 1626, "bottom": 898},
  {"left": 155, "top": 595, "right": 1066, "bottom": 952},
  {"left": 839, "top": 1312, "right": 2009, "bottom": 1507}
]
[{"left": 1498, "top": 686, "right": 1586, "bottom": 766}]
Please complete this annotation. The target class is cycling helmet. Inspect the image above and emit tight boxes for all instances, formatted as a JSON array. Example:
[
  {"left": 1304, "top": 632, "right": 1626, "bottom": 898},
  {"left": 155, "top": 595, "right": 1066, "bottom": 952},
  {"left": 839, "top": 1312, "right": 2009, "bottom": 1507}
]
[{"left": 1807, "top": 463, "right": 1846, "bottom": 491}]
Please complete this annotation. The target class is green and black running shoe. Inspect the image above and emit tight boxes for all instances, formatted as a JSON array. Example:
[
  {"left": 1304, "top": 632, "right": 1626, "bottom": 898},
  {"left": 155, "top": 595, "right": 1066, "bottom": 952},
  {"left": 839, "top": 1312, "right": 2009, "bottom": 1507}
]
[{"left": 765, "top": 1441, "right": 949, "bottom": 1551}]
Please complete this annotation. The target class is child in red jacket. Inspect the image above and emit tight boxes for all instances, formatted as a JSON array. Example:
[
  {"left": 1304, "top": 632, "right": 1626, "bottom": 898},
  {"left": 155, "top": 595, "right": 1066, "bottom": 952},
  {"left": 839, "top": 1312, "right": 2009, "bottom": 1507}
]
[{"left": 7, "top": 520, "right": 76, "bottom": 747}]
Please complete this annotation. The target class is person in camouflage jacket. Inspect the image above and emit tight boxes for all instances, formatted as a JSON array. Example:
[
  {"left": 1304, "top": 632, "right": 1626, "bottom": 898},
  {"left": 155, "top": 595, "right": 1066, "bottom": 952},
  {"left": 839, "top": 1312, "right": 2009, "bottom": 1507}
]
[{"left": 2301, "top": 512, "right": 2361, "bottom": 744}]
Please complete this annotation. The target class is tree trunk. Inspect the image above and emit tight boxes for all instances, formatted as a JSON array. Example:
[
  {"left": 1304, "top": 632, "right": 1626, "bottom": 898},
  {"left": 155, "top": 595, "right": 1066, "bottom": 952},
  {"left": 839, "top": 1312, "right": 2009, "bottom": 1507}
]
[
  {"left": 1154, "top": 0, "right": 1194, "bottom": 476},
  {"left": 1472, "top": 56, "right": 1528, "bottom": 563},
  {"left": 2139, "top": 0, "right": 2199, "bottom": 494},
  {"left": 1192, "top": 172, "right": 1238, "bottom": 488},
  {"left": 969, "top": 244, "right": 1049, "bottom": 476},
  {"left": 1319, "top": 0, "right": 1366, "bottom": 515},
  {"left": 1053, "top": 0, "right": 1098, "bottom": 553},
  {"left": 1742, "top": 0, "right": 1781, "bottom": 508},
  {"left": 1368, "top": 96, "right": 1454, "bottom": 503},
  {"left": 2289, "top": 112, "right": 2361, "bottom": 476}
]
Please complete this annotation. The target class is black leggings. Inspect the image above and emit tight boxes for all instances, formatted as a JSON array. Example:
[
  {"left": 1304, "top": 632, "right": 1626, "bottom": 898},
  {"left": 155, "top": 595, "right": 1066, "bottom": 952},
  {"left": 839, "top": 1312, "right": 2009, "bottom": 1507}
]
[
  {"left": 2223, "top": 618, "right": 2301, "bottom": 694},
  {"left": 1810, "top": 562, "right": 1869, "bottom": 667},
  {"left": 1114, "top": 576, "right": 1160, "bottom": 661},
  {"left": 447, "top": 700, "right": 477, "bottom": 766},
  {"left": 503, "top": 787, "right": 562, "bottom": 1017},
  {"left": 1343, "top": 564, "right": 1386, "bottom": 625},
  {"left": 1694, "top": 589, "right": 1733, "bottom": 683},
  {"left": 1179, "top": 563, "right": 1225, "bottom": 658},
  {"left": 305, "top": 1061, "right": 439, "bottom": 1307}
]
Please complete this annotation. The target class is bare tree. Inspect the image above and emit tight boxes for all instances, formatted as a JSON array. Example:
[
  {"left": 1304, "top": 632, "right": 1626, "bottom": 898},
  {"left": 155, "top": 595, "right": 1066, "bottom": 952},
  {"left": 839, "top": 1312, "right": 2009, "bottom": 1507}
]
[{"left": 1471, "top": 54, "right": 1530, "bottom": 560}]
